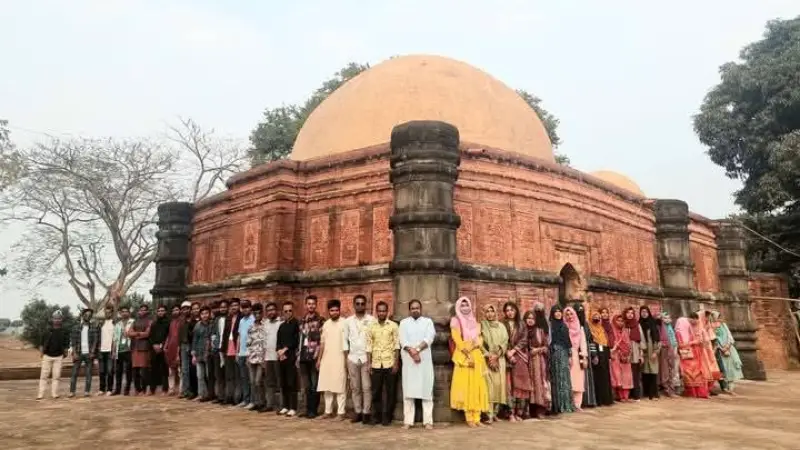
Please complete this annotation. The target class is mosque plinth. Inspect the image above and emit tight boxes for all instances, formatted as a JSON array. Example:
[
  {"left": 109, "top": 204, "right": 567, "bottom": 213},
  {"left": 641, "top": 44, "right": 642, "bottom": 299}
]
[{"left": 151, "top": 54, "right": 787, "bottom": 420}]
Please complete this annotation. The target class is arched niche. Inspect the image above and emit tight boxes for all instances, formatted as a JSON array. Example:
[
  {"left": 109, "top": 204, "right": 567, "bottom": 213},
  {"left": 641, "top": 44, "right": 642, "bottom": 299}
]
[{"left": 558, "top": 263, "right": 584, "bottom": 307}]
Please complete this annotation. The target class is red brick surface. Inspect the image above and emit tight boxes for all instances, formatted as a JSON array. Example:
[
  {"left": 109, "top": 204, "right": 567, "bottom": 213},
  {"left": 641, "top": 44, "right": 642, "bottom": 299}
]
[
  {"left": 749, "top": 273, "right": 798, "bottom": 370},
  {"left": 186, "top": 145, "right": 797, "bottom": 368}
]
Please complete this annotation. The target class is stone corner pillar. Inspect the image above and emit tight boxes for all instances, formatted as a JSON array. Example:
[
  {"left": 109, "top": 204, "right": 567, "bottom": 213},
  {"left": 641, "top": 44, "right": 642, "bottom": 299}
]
[
  {"left": 389, "top": 120, "right": 461, "bottom": 423},
  {"left": 653, "top": 199, "right": 695, "bottom": 297},
  {"left": 150, "top": 201, "right": 195, "bottom": 307},
  {"left": 715, "top": 219, "right": 767, "bottom": 380}
]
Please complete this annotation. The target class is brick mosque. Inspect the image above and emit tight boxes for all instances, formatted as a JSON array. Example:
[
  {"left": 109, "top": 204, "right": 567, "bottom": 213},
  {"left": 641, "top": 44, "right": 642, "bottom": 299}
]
[{"left": 151, "top": 55, "right": 797, "bottom": 420}]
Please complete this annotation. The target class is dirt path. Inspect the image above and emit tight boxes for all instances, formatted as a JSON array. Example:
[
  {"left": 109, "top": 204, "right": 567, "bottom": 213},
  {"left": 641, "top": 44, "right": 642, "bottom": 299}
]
[{"left": 2, "top": 372, "right": 800, "bottom": 449}]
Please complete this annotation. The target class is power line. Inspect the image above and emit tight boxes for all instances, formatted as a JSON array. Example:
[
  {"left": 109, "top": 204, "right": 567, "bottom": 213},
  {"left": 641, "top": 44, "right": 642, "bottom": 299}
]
[{"left": 735, "top": 219, "right": 800, "bottom": 259}]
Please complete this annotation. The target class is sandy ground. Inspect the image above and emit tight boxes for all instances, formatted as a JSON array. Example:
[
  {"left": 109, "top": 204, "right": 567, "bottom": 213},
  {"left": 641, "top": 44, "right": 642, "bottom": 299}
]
[
  {"left": 0, "top": 335, "right": 40, "bottom": 368},
  {"left": 2, "top": 372, "right": 800, "bottom": 450}
]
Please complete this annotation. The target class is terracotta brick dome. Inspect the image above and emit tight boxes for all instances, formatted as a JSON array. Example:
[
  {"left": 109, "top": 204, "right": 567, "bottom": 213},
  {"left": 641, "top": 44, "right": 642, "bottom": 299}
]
[
  {"left": 590, "top": 170, "right": 645, "bottom": 197},
  {"left": 290, "top": 54, "right": 555, "bottom": 162}
]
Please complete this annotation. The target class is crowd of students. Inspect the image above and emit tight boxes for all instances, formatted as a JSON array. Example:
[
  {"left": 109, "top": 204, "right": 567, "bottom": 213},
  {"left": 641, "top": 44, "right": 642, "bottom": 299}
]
[
  {"left": 447, "top": 297, "right": 745, "bottom": 426},
  {"left": 36, "top": 293, "right": 744, "bottom": 428}
]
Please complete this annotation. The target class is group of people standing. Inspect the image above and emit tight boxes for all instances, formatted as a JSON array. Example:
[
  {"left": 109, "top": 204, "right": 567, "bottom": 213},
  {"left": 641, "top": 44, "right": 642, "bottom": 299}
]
[
  {"left": 447, "top": 297, "right": 746, "bottom": 426},
  {"left": 37, "top": 293, "right": 745, "bottom": 429}
]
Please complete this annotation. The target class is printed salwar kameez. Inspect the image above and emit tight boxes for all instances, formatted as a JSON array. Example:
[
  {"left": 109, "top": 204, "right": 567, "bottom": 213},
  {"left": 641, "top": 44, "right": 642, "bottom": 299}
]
[{"left": 481, "top": 312, "right": 508, "bottom": 420}]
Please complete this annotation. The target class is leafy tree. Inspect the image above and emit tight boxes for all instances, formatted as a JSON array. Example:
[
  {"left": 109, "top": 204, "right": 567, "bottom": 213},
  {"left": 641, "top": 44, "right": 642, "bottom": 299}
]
[
  {"left": 249, "top": 62, "right": 569, "bottom": 165},
  {"left": 694, "top": 17, "right": 800, "bottom": 293},
  {"left": 119, "top": 291, "right": 150, "bottom": 313},
  {"left": 20, "top": 297, "right": 78, "bottom": 347}
]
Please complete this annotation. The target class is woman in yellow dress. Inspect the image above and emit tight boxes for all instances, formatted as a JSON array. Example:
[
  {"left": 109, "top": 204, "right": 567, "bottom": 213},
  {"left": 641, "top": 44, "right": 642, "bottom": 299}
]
[{"left": 450, "top": 296, "right": 490, "bottom": 427}]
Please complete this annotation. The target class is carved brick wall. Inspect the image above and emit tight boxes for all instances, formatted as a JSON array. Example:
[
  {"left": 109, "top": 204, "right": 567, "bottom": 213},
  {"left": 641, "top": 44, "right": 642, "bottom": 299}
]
[
  {"left": 690, "top": 220, "right": 720, "bottom": 293},
  {"left": 749, "top": 273, "right": 797, "bottom": 370}
]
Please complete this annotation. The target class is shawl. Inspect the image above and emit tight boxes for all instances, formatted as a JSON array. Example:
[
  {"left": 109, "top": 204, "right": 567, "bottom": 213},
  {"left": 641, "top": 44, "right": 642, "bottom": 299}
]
[
  {"left": 523, "top": 311, "right": 546, "bottom": 347},
  {"left": 658, "top": 313, "right": 678, "bottom": 348},
  {"left": 674, "top": 317, "right": 694, "bottom": 344},
  {"left": 611, "top": 314, "right": 631, "bottom": 353},
  {"left": 481, "top": 305, "right": 509, "bottom": 353},
  {"left": 563, "top": 306, "right": 583, "bottom": 347},
  {"left": 638, "top": 306, "right": 661, "bottom": 342},
  {"left": 549, "top": 305, "right": 572, "bottom": 349},
  {"left": 502, "top": 301, "right": 522, "bottom": 338},
  {"left": 624, "top": 307, "right": 642, "bottom": 342},
  {"left": 451, "top": 296, "right": 480, "bottom": 341},
  {"left": 588, "top": 318, "right": 609, "bottom": 346},
  {"left": 600, "top": 308, "right": 616, "bottom": 347}
]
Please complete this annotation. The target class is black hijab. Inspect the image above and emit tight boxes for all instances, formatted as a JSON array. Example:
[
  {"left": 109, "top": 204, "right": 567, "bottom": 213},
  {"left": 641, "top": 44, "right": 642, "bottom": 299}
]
[
  {"left": 639, "top": 306, "right": 660, "bottom": 343},
  {"left": 572, "top": 301, "right": 594, "bottom": 345},
  {"left": 549, "top": 305, "right": 572, "bottom": 349}
]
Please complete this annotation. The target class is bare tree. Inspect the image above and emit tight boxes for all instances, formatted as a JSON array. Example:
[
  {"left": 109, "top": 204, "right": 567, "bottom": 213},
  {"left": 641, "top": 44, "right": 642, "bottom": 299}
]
[
  {"left": 0, "top": 118, "right": 245, "bottom": 309},
  {"left": 0, "top": 137, "right": 177, "bottom": 309},
  {"left": 167, "top": 117, "right": 247, "bottom": 202}
]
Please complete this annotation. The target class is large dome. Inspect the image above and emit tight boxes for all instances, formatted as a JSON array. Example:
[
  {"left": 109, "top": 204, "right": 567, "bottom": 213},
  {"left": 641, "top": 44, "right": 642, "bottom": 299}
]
[
  {"left": 290, "top": 55, "right": 554, "bottom": 162},
  {"left": 590, "top": 170, "right": 645, "bottom": 197}
]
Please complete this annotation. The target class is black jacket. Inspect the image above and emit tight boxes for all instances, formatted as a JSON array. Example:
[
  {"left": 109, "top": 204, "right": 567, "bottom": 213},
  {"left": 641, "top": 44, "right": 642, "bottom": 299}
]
[{"left": 149, "top": 317, "right": 171, "bottom": 346}]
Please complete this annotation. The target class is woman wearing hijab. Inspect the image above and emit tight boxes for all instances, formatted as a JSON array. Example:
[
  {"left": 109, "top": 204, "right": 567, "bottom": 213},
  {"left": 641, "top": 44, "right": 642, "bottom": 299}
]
[
  {"left": 610, "top": 313, "right": 634, "bottom": 401},
  {"left": 503, "top": 301, "right": 531, "bottom": 422},
  {"left": 588, "top": 308, "right": 614, "bottom": 406},
  {"left": 657, "top": 312, "right": 680, "bottom": 397},
  {"left": 481, "top": 304, "right": 509, "bottom": 422},
  {"left": 638, "top": 306, "right": 661, "bottom": 400},
  {"left": 450, "top": 297, "right": 490, "bottom": 427},
  {"left": 549, "top": 305, "right": 575, "bottom": 414},
  {"left": 526, "top": 305, "right": 551, "bottom": 418},
  {"left": 623, "top": 307, "right": 644, "bottom": 400},
  {"left": 572, "top": 302, "right": 597, "bottom": 408},
  {"left": 710, "top": 310, "right": 744, "bottom": 394},
  {"left": 675, "top": 313, "right": 709, "bottom": 398},
  {"left": 563, "top": 306, "right": 588, "bottom": 410},
  {"left": 697, "top": 310, "right": 722, "bottom": 393}
]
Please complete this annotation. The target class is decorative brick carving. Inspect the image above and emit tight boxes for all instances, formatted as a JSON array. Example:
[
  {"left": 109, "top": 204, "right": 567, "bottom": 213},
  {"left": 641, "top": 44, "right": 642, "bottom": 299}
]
[
  {"left": 260, "top": 215, "right": 277, "bottom": 268},
  {"left": 309, "top": 214, "right": 330, "bottom": 269},
  {"left": 340, "top": 209, "right": 361, "bottom": 266},
  {"left": 242, "top": 219, "right": 260, "bottom": 271},
  {"left": 372, "top": 205, "right": 392, "bottom": 263},
  {"left": 455, "top": 201, "right": 472, "bottom": 261},
  {"left": 477, "top": 206, "right": 511, "bottom": 266},
  {"left": 513, "top": 212, "right": 538, "bottom": 269},
  {"left": 211, "top": 239, "right": 227, "bottom": 281},
  {"left": 193, "top": 243, "right": 207, "bottom": 283}
]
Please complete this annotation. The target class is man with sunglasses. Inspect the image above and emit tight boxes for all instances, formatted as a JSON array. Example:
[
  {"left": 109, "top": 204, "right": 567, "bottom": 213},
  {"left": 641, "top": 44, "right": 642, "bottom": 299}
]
[
  {"left": 343, "top": 294, "right": 375, "bottom": 423},
  {"left": 276, "top": 301, "right": 300, "bottom": 417}
]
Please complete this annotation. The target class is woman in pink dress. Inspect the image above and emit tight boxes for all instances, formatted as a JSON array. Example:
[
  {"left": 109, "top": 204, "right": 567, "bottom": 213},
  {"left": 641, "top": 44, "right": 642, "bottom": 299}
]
[
  {"left": 675, "top": 313, "right": 709, "bottom": 398},
  {"left": 698, "top": 311, "right": 722, "bottom": 391},
  {"left": 563, "top": 306, "right": 587, "bottom": 410},
  {"left": 609, "top": 314, "right": 633, "bottom": 401}
]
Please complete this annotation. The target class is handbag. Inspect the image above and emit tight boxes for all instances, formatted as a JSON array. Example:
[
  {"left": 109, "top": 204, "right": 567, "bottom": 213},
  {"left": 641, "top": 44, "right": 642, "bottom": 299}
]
[{"left": 679, "top": 347, "right": 694, "bottom": 360}]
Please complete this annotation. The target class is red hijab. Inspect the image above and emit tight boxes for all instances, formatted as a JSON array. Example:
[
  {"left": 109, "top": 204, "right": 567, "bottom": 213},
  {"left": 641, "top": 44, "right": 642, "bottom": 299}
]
[{"left": 624, "top": 307, "right": 641, "bottom": 342}]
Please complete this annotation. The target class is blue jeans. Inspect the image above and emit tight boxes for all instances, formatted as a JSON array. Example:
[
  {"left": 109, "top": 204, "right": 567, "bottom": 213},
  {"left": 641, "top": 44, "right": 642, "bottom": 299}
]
[
  {"left": 69, "top": 354, "right": 93, "bottom": 394},
  {"left": 180, "top": 344, "right": 192, "bottom": 396},
  {"left": 237, "top": 356, "right": 251, "bottom": 404},
  {"left": 196, "top": 361, "right": 209, "bottom": 398}
]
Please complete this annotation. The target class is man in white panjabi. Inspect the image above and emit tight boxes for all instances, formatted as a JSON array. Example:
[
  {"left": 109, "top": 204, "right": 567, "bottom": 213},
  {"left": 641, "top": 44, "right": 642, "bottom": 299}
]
[
  {"left": 316, "top": 299, "right": 347, "bottom": 419},
  {"left": 399, "top": 299, "right": 436, "bottom": 430}
]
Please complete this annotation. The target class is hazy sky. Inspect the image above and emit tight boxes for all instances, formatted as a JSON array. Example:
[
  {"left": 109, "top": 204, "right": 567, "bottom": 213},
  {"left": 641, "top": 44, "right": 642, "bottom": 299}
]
[{"left": 1, "top": 0, "right": 798, "bottom": 318}]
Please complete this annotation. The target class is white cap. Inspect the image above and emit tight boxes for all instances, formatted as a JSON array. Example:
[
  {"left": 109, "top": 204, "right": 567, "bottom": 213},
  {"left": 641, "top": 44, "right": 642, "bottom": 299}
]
[{"left": 181, "top": 301, "right": 191, "bottom": 308}]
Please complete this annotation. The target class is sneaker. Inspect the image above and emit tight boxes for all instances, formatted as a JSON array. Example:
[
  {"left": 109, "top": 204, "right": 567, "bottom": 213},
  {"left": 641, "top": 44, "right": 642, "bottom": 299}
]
[
  {"left": 83, "top": 392, "right": 91, "bottom": 398},
  {"left": 105, "top": 391, "right": 112, "bottom": 397},
  {"left": 236, "top": 402, "right": 247, "bottom": 407},
  {"left": 68, "top": 392, "right": 75, "bottom": 398},
  {"left": 278, "top": 408, "right": 288, "bottom": 415},
  {"left": 245, "top": 403, "right": 255, "bottom": 410},
  {"left": 96, "top": 391, "right": 105, "bottom": 397},
  {"left": 286, "top": 409, "right": 296, "bottom": 417}
]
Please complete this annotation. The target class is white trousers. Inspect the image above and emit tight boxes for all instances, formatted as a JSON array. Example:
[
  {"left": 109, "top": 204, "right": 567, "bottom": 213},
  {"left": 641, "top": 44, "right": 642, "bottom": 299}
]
[
  {"left": 324, "top": 391, "right": 346, "bottom": 415},
  {"left": 38, "top": 355, "right": 63, "bottom": 398},
  {"left": 403, "top": 398, "right": 433, "bottom": 426}
]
